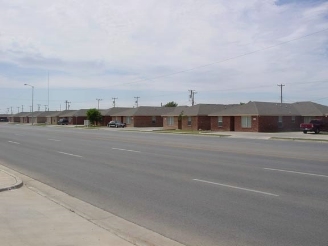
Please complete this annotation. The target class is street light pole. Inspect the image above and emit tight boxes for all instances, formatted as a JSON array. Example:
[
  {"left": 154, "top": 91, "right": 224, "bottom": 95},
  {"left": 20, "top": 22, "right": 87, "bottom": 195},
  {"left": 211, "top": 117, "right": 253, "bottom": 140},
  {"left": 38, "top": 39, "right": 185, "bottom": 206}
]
[{"left": 24, "top": 84, "right": 34, "bottom": 125}]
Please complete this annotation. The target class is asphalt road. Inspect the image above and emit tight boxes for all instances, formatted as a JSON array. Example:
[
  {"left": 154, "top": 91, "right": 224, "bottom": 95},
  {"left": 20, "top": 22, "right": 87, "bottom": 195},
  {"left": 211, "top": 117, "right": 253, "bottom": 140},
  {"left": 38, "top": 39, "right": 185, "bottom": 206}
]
[{"left": 0, "top": 124, "right": 327, "bottom": 246}]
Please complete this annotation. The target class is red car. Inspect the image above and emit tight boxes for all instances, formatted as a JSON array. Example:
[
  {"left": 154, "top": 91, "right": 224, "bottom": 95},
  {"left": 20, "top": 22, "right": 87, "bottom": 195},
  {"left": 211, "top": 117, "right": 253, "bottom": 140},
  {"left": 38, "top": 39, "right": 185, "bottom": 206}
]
[{"left": 300, "top": 119, "right": 325, "bottom": 134}]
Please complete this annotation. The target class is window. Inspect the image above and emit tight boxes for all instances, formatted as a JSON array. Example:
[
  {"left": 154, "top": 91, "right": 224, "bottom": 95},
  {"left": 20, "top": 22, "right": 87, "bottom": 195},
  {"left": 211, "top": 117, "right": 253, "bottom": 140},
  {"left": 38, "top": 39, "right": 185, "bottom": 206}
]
[
  {"left": 241, "top": 116, "right": 251, "bottom": 128},
  {"left": 218, "top": 116, "right": 223, "bottom": 127},
  {"left": 278, "top": 116, "right": 283, "bottom": 128},
  {"left": 291, "top": 116, "right": 295, "bottom": 123},
  {"left": 126, "top": 116, "right": 131, "bottom": 124},
  {"left": 152, "top": 116, "right": 156, "bottom": 123},
  {"left": 187, "top": 116, "right": 191, "bottom": 126},
  {"left": 167, "top": 117, "right": 174, "bottom": 126},
  {"left": 304, "top": 116, "right": 312, "bottom": 123}
]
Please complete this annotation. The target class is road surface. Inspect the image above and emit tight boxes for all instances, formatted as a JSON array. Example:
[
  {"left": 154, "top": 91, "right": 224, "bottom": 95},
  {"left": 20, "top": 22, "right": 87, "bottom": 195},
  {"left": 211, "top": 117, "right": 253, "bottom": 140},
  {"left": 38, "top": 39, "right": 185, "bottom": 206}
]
[{"left": 0, "top": 124, "right": 327, "bottom": 246}]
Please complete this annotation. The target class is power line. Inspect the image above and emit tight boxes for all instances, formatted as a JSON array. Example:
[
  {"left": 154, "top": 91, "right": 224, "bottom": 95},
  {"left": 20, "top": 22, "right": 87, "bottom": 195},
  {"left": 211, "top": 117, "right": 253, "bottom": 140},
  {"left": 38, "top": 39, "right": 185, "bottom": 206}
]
[
  {"left": 95, "top": 27, "right": 328, "bottom": 88},
  {"left": 34, "top": 27, "right": 326, "bottom": 92}
]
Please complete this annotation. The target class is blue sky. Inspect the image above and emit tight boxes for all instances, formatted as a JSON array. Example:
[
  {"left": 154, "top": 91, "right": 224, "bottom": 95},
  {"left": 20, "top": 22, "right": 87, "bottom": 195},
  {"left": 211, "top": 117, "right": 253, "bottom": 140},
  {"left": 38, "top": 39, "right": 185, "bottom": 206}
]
[{"left": 1, "top": 0, "right": 328, "bottom": 113}]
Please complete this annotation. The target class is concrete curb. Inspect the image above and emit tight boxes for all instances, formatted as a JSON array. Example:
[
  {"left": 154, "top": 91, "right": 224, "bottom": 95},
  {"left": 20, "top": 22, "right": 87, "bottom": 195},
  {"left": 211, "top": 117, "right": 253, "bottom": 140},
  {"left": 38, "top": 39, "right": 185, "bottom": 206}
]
[{"left": 0, "top": 169, "right": 24, "bottom": 192}]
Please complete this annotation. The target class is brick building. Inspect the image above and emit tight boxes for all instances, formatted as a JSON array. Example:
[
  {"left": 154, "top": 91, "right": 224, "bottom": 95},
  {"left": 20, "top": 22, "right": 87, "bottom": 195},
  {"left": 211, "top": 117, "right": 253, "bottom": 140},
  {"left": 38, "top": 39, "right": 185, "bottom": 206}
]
[
  {"left": 163, "top": 104, "right": 229, "bottom": 131},
  {"left": 209, "top": 101, "right": 326, "bottom": 132},
  {"left": 111, "top": 106, "right": 175, "bottom": 127},
  {"left": 101, "top": 107, "right": 132, "bottom": 126}
]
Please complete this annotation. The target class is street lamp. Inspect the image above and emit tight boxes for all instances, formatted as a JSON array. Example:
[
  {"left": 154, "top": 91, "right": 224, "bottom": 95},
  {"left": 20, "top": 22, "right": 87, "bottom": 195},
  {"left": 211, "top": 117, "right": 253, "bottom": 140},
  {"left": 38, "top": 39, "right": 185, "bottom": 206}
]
[{"left": 24, "top": 84, "right": 34, "bottom": 125}]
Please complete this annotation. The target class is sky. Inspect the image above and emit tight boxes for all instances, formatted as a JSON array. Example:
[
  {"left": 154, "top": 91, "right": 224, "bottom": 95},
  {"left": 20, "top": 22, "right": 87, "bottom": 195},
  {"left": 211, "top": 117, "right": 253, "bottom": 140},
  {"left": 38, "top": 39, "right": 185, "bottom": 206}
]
[{"left": 1, "top": 0, "right": 328, "bottom": 113}]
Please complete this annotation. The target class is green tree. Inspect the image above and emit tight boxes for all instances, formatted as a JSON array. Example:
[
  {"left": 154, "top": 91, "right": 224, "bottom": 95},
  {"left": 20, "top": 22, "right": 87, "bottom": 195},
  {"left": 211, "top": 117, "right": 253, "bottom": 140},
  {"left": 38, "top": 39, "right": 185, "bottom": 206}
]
[
  {"left": 86, "top": 108, "right": 102, "bottom": 125},
  {"left": 164, "top": 101, "right": 178, "bottom": 107}
]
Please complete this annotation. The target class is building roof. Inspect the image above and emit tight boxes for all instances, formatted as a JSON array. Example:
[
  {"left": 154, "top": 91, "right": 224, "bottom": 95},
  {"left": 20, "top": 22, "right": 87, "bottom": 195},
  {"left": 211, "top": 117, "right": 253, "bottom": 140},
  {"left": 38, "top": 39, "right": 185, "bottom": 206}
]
[
  {"left": 27, "top": 111, "right": 48, "bottom": 117},
  {"left": 36, "top": 111, "right": 60, "bottom": 117},
  {"left": 182, "top": 104, "right": 230, "bottom": 116},
  {"left": 161, "top": 106, "right": 190, "bottom": 116},
  {"left": 292, "top": 101, "right": 328, "bottom": 116},
  {"left": 15, "top": 112, "right": 33, "bottom": 117},
  {"left": 45, "top": 111, "right": 63, "bottom": 117},
  {"left": 209, "top": 101, "right": 300, "bottom": 116},
  {"left": 101, "top": 107, "right": 133, "bottom": 116},
  {"left": 58, "top": 110, "right": 78, "bottom": 117},
  {"left": 72, "top": 109, "right": 89, "bottom": 117},
  {"left": 111, "top": 106, "right": 175, "bottom": 116}
]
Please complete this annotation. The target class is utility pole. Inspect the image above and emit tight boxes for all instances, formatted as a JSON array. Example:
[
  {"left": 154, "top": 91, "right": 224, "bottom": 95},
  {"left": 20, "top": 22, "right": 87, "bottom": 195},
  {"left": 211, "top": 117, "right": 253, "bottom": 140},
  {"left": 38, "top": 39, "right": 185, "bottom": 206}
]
[
  {"left": 48, "top": 71, "right": 50, "bottom": 111},
  {"left": 277, "top": 84, "right": 285, "bottom": 103},
  {"left": 7, "top": 108, "right": 9, "bottom": 114},
  {"left": 112, "top": 97, "right": 118, "bottom": 107},
  {"left": 68, "top": 102, "right": 71, "bottom": 110},
  {"left": 22, "top": 105, "right": 24, "bottom": 112},
  {"left": 134, "top": 97, "right": 140, "bottom": 108},
  {"left": 24, "top": 83, "right": 34, "bottom": 125},
  {"left": 37, "top": 104, "right": 41, "bottom": 111},
  {"left": 96, "top": 98, "right": 102, "bottom": 110},
  {"left": 65, "top": 100, "right": 69, "bottom": 110},
  {"left": 17, "top": 107, "right": 20, "bottom": 113},
  {"left": 189, "top": 90, "right": 197, "bottom": 106},
  {"left": 11, "top": 107, "right": 13, "bottom": 114},
  {"left": 44, "top": 105, "right": 47, "bottom": 111}
]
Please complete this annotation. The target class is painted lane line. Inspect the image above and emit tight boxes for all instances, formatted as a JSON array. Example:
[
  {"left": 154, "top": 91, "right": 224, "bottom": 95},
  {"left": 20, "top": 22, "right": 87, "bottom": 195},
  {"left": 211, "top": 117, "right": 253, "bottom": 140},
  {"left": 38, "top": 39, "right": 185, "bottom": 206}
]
[
  {"left": 58, "top": 151, "right": 83, "bottom": 158},
  {"left": 193, "top": 179, "right": 279, "bottom": 197},
  {"left": 263, "top": 168, "right": 328, "bottom": 178},
  {"left": 112, "top": 148, "right": 140, "bottom": 153},
  {"left": 48, "top": 139, "right": 61, "bottom": 142},
  {"left": 8, "top": 141, "right": 20, "bottom": 145}
]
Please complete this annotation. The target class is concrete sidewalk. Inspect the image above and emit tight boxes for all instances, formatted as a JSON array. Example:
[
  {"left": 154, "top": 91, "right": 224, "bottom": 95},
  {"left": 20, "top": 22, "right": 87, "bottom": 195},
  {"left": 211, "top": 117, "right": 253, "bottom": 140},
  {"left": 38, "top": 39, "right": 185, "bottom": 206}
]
[
  {"left": 0, "top": 167, "right": 134, "bottom": 246},
  {"left": 207, "top": 131, "right": 328, "bottom": 141},
  {"left": 0, "top": 164, "right": 185, "bottom": 246}
]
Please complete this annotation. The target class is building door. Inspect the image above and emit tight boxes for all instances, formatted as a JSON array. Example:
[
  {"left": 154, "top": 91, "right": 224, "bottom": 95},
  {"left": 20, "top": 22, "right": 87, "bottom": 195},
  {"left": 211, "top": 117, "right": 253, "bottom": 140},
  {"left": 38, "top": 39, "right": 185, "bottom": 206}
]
[
  {"left": 178, "top": 119, "right": 182, "bottom": 129},
  {"left": 230, "top": 116, "right": 235, "bottom": 131}
]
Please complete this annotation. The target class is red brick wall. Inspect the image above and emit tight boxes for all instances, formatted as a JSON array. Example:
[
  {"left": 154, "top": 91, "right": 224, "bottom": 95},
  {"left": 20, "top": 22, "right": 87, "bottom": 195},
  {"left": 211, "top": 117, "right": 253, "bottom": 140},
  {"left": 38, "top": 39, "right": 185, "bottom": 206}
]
[
  {"left": 197, "top": 116, "right": 211, "bottom": 131},
  {"left": 163, "top": 116, "right": 179, "bottom": 129},
  {"left": 258, "top": 116, "right": 302, "bottom": 132},
  {"left": 211, "top": 115, "right": 306, "bottom": 132},
  {"left": 122, "top": 116, "right": 134, "bottom": 127},
  {"left": 234, "top": 116, "right": 259, "bottom": 132},
  {"left": 181, "top": 116, "right": 197, "bottom": 130},
  {"left": 133, "top": 116, "right": 164, "bottom": 127},
  {"left": 179, "top": 116, "right": 211, "bottom": 131},
  {"left": 304, "top": 116, "right": 328, "bottom": 123},
  {"left": 210, "top": 116, "right": 231, "bottom": 131},
  {"left": 102, "top": 116, "right": 112, "bottom": 126},
  {"left": 72, "top": 116, "right": 87, "bottom": 125}
]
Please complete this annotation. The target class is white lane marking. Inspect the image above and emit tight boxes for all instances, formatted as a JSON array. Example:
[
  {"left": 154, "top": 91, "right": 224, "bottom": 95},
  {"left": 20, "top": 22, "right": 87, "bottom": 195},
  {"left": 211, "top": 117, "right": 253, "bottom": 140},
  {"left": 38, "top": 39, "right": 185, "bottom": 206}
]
[
  {"left": 58, "top": 151, "right": 83, "bottom": 158},
  {"left": 263, "top": 168, "right": 328, "bottom": 178},
  {"left": 112, "top": 148, "right": 140, "bottom": 153},
  {"left": 48, "top": 139, "right": 61, "bottom": 142},
  {"left": 193, "top": 179, "right": 279, "bottom": 197},
  {"left": 8, "top": 141, "right": 20, "bottom": 145}
]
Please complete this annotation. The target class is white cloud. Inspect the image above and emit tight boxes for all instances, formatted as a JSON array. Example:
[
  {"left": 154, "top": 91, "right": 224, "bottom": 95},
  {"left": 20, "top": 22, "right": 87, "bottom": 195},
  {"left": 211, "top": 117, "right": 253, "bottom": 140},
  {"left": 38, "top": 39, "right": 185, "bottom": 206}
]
[{"left": 0, "top": 0, "right": 328, "bottom": 111}]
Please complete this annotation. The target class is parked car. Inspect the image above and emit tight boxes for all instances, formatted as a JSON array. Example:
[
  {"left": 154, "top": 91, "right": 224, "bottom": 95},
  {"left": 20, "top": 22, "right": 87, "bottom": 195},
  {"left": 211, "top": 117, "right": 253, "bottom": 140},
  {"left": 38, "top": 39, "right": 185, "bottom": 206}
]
[
  {"left": 300, "top": 119, "right": 325, "bottom": 134},
  {"left": 107, "top": 121, "right": 126, "bottom": 128},
  {"left": 57, "top": 118, "right": 69, "bottom": 125}
]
